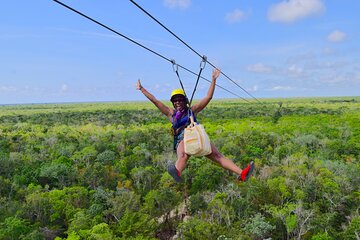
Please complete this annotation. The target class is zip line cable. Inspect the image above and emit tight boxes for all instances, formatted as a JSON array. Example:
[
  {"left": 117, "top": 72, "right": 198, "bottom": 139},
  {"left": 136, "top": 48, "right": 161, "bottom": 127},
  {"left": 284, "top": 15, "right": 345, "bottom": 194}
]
[
  {"left": 171, "top": 59, "right": 250, "bottom": 104},
  {"left": 129, "top": 0, "right": 262, "bottom": 104},
  {"left": 129, "top": 0, "right": 203, "bottom": 61},
  {"left": 52, "top": 0, "right": 170, "bottom": 63},
  {"left": 52, "top": 0, "right": 249, "bottom": 102}
]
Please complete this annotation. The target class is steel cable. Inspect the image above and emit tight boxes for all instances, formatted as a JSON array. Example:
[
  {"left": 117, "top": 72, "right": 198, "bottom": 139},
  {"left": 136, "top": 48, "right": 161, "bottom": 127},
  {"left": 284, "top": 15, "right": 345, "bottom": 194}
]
[
  {"left": 52, "top": 0, "right": 249, "bottom": 102},
  {"left": 129, "top": 0, "right": 262, "bottom": 103}
]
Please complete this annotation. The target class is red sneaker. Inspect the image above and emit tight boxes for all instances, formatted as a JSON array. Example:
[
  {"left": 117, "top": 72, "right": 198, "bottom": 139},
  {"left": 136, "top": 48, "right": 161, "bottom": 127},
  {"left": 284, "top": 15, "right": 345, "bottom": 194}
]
[{"left": 238, "top": 161, "right": 254, "bottom": 182}]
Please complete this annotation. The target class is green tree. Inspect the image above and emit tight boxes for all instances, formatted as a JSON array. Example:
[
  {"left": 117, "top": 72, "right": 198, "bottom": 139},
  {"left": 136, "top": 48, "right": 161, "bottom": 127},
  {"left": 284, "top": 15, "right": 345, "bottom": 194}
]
[
  {"left": 267, "top": 176, "right": 292, "bottom": 205},
  {"left": 88, "top": 223, "right": 116, "bottom": 240},
  {"left": 341, "top": 216, "right": 360, "bottom": 240},
  {"left": 105, "top": 190, "right": 140, "bottom": 222},
  {"left": 177, "top": 217, "right": 227, "bottom": 240},
  {"left": 0, "top": 216, "right": 30, "bottom": 240},
  {"left": 39, "top": 157, "right": 73, "bottom": 188},
  {"left": 115, "top": 211, "right": 157, "bottom": 239},
  {"left": 143, "top": 188, "right": 181, "bottom": 218},
  {"left": 188, "top": 161, "right": 224, "bottom": 194},
  {"left": 96, "top": 150, "right": 117, "bottom": 165},
  {"left": 206, "top": 193, "right": 235, "bottom": 227},
  {"left": 71, "top": 146, "right": 97, "bottom": 168},
  {"left": 311, "top": 232, "right": 334, "bottom": 240},
  {"left": 244, "top": 213, "right": 275, "bottom": 240},
  {"left": 188, "top": 193, "right": 207, "bottom": 215},
  {"left": 130, "top": 166, "right": 159, "bottom": 196},
  {"left": 66, "top": 210, "right": 93, "bottom": 237},
  {"left": 267, "top": 203, "right": 298, "bottom": 239}
]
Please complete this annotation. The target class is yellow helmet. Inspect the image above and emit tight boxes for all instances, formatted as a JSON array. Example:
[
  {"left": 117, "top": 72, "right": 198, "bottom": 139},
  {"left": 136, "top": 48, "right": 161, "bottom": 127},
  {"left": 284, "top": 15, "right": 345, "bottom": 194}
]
[{"left": 170, "top": 89, "right": 186, "bottom": 101}]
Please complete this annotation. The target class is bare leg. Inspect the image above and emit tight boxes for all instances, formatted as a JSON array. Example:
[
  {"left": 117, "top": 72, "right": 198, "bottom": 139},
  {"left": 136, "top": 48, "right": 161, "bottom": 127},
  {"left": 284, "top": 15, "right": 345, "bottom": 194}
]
[
  {"left": 175, "top": 140, "right": 190, "bottom": 173},
  {"left": 206, "top": 143, "right": 243, "bottom": 176},
  {"left": 172, "top": 141, "right": 253, "bottom": 182}
]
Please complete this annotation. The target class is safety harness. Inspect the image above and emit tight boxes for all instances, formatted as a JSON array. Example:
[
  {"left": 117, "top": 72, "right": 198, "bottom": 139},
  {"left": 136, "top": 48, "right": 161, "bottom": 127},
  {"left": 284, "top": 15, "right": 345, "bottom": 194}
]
[{"left": 170, "top": 56, "right": 207, "bottom": 135}]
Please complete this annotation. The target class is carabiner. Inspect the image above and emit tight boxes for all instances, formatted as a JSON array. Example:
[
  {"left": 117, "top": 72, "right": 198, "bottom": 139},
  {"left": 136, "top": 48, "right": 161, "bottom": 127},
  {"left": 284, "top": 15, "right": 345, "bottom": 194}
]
[
  {"left": 171, "top": 59, "right": 178, "bottom": 73},
  {"left": 200, "top": 55, "right": 207, "bottom": 70}
]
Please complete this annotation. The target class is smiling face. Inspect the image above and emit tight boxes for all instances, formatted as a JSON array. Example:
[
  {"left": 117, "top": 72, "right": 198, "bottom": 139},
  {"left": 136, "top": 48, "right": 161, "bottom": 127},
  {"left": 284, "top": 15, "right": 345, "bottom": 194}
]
[{"left": 171, "top": 95, "right": 187, "bottom": 111}]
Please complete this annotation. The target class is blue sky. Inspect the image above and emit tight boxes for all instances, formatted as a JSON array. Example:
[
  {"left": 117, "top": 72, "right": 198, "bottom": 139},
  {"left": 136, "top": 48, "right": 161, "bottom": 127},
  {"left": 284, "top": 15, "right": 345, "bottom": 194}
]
[{"left": 1, "top": 0, "right": 359, "bottom": 104}]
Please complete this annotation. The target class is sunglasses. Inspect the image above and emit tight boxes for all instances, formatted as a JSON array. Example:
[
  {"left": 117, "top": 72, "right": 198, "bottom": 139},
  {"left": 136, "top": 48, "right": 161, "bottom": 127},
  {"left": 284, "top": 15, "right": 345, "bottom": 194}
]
[{"left": 172, "top": 97, "right": 186, "bottom": 103}]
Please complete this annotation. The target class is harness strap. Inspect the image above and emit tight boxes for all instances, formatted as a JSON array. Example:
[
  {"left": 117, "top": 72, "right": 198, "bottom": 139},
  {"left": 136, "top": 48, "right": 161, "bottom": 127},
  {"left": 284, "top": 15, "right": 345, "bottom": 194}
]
[
  {"left": 172, "top": 109, "right": 196, "bottom": 136},
  {"left": 189, "top": 55, "right": 207, "bottom": 107},
  {"left": 171, "top": 60, "right": 189, "bottom": 106},
  {"left": 171, "top": 56, "right": 207, "bottom": 108}
]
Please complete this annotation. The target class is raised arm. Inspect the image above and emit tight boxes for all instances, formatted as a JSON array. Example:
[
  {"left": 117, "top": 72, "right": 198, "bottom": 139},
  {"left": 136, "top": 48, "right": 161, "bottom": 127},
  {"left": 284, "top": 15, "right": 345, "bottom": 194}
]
[
  {"left": 136, "top": 79, "right": 174, "bottom": 120},
  {"left": 191, "top": 68, "right": 221, "bottom": 114}
]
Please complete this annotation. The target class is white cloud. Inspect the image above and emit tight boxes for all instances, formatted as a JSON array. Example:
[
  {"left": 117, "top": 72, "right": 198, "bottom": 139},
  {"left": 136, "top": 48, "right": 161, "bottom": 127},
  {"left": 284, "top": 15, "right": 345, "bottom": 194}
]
[
  {"left": 151, "top": 83, "right": 172, "bottom": 93},
  {"left": 164, "top": 0, "right": 191, "bottom": 9},
  {"left": 305, "top": 60, "right": 346, "bottom": 70},
  {"left": 248, "top": 85, "right": 258, "bottom": 92},
  {"left": 354, "top": 72, "right": 360, "bottom": 83},
  {"left": 0, "top": 34, "right": 43, "bottom": 40},
  {"left": 0, "top": 86, "right": 17, "bottom": 92},
  {"left": 61, "top": 84, "right": 68, "bottom": 92},
  {"left": 268, "top": 0, "right": 325, "bottom": 23},
  {"left": 288, "top": 64, "right": 303, "bottom": 74},
  {"left": 247, "top": 63, "right": 272, "bottom": 73},
  {"left": 153, "top": 83, "right": 161, "bottom": 90},
  {"left": 0, "top": 85, "right": 50, "bottom": 95},
  {"left": 58, "top": 28, "right": 181, "bottom": 49},
  {"left": 320, "top": 72, "right": 359, "bottom": 85},
  {"left": 270, "top": 86, "right": 294, "bottom": 91},
  {"left": 225, "top": 9, "right": 246, "bottom": 23},
  {"left": 327, "top": 30, "right": 346, "bottom": 42},
  {"left": 323, "top": 47, "right": 334, "bottom": 55}
]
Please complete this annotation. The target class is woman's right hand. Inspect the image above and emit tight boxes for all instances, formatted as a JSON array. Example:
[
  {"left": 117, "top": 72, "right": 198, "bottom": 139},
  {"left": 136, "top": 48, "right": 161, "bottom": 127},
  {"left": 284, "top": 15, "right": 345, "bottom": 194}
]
[{"left": 136, "top": 79, "right": 142, "bottom": 90}]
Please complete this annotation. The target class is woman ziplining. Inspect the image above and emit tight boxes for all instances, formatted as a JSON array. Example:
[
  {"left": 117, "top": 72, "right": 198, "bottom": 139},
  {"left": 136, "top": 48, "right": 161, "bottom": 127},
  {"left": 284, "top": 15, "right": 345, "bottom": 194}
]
[
  {"left": 52, "top": 0, "right": 258, "bottom": 184},
  {"left": 136, "top": 68, "right": 254, "bottom": 183}
]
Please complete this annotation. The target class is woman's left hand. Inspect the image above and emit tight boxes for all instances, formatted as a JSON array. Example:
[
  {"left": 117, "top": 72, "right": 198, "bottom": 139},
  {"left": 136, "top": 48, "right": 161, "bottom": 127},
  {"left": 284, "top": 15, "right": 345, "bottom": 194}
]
[{"left": 212, "top": 68, "right": 221, "bottom": 80}]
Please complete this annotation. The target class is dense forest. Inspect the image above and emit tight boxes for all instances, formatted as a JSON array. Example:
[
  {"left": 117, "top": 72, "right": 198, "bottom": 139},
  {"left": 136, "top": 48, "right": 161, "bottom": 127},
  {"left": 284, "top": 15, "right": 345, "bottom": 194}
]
[{"left": 0, "top": 97, "right": 359, "bottom": 240}]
